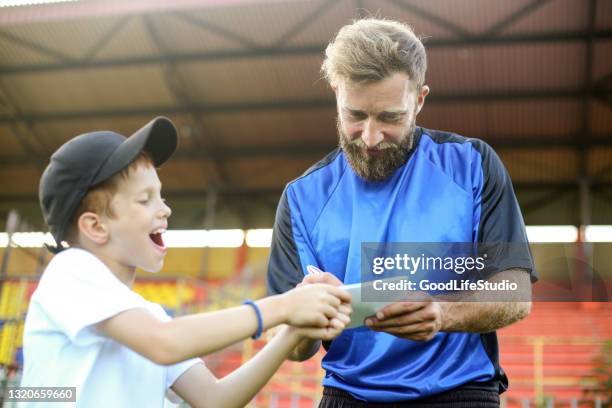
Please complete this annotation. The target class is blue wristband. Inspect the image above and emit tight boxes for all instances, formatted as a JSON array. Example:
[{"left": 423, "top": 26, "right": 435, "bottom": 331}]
[{"left": 243, "top": 300, "right": 263, "bottom": 340}]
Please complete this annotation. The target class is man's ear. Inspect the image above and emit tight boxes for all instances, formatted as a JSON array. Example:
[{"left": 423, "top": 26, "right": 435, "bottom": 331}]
[
  {"left": 77, "top": 212, "right": 109, "bottom": 245},
  {"left": 416, "top": 85, "right": 430, "bottom": 115}
]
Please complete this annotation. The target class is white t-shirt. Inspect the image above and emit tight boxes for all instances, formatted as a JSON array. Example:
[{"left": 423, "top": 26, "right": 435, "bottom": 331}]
[{"left": 20, "top": 248, "right": 202, "bottom": 408}]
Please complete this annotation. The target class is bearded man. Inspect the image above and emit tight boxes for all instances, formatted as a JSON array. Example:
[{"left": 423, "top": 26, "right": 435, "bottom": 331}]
[{"left": 267, "top": 18, "right": 537, "bottom": 407}]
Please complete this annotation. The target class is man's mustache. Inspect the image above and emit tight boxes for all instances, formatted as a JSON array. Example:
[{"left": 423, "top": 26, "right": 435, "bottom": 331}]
[{"left": 346, "top": 139, "right": 399, "bottom": 151}]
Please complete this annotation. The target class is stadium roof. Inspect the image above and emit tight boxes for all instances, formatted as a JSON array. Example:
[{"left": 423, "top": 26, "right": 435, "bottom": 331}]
[{"left": 0, "top": 0, "right": 611, "bottom": 229}]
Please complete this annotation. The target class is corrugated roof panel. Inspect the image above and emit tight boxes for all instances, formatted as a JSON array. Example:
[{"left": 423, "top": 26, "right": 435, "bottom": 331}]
[
  {"left": 0, "top": 164, "right": 41, "bottom": 193},
  {"left": 418, "top": 103, "right": 487, "bottom": 137},
  {"left": 2, "top": 16, "right": 122, "bottom": 60},
  {"left": 591, "top": 100, "right": 612, "bottom": 135},
  {"left": 226, "top": 156, "right": 325, "bottom": 188},
  {"left": 177, "top": 55, "right": 329, "bottom": 104},
  {"left": 145, "top": 13, "right": 247, "bottom": 53},
  {"left": 0, "top": 125, "right": 27, "bottom": 156},
  {"left": 401, "top": 0, "right": 532, "bottom": 35},
  {"left": 596, "top": 0, "right": 612, "bottom": 30},
  {"left": 588, "top": 146, "right": 612, "bottom": 180},
  {"left": 593, "top": 41, "right": 612, "bottom": 83},
  {"left": 363, "top": 0, "right": 465, "bottom": 38},
  {"left": 500, "top": 0, "right": 586, "bottom": 35},
  {"left": 92, "top": 16, "right": 160, "bottom": 60},
  {"left": 498, "top": 148, "right": 578, "bottom": 182},
  {"left": 3, "top": 66, "right": 176, "bottom": 114},
  {"left": 425, "top": 47, "right": 481, "bottom": 92},
  {"left": 485, "top": 100, "right": 581, "bottom": 137},
  {"left": 198, "top": 108, "right": 336, "bottom": 147},
  {"left": 29, "top": 114, "right": 193, "bottom": 151},
  {"left": 420, "top": 100, "right": 580, "bottom": 138},
  {"left": 480, "top": 43, "right": 582, "bottom": 90},
  {"left": 0, "top": 34, "right": 57, "bottom": 66},
  {"left": 427, "top": 43, "right": 584, "bottom": 93},
  {"left": 282, "top": 0, "right": 359, "bottom": 46},
  {"left": 187, "top": 0, "right": 321, "bottom": 47},
  {"left": 157, "top": 159, "right": 212, "bottom": 190}
]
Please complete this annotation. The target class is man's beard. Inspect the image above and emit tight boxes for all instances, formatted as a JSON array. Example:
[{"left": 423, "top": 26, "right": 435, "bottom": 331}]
[{"left": 338, "top": 117, "right": 416, "bottom": 182}]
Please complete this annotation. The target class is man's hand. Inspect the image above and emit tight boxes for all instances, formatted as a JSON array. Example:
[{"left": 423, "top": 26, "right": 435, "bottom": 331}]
[
  {"left": 365, "top": 298, "right": 445, "bottom": 342},
  {"left": 298, "top": 271, "right": 343, "bottom": 287},
  {"left": 365, "top": 269, "right": 532, "bottom": 339}
]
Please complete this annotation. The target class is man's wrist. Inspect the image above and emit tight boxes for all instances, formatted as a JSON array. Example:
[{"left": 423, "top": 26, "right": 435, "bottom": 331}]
[
  {"left": 276, "top": 325, "right": 303, "bottom": 347},
  {"left": 288, "top": 337, "right": 321, "bottom": 361},
  {"left": 438, "top": 301, "right": 454, "bottom": 332}
]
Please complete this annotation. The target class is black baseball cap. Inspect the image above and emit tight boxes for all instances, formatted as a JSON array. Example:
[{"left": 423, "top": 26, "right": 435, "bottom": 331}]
[{"left": 39, "top": 116, "right": 178, "bottom": 253}]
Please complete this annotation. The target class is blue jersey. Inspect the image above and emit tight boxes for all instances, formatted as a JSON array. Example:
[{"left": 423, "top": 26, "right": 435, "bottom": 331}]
[{"left": 267, "top": 127, "right": 536, "bottom": 402}]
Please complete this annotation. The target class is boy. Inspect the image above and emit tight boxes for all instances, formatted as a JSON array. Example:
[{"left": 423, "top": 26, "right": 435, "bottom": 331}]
[{"left": 21, "top": 117, "right": 351, "bottom": 407}]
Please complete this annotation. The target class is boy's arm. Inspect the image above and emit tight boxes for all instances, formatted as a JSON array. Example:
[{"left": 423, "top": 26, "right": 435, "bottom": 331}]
[
  {"left": 171, "top": 326, "right": 301, "bottom": 408},
  {"left": 96, "top": 284, "right": 349, "bottom": 365},
  {"left": 172, "top": 322, "right": 348, "bottom": 408},
  {"left": 287, "top": 271, "right": 345, "bottom": 361}
]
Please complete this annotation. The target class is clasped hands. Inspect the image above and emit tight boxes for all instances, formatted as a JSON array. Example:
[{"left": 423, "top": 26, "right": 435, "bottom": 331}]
[{"left": 301, "top": 271, "right": 445, "bottom": 341}]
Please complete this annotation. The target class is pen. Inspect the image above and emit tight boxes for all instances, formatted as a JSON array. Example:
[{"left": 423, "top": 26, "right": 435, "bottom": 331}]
[{"left": 306, "top": 265, "right": 324, "bottom": 275}]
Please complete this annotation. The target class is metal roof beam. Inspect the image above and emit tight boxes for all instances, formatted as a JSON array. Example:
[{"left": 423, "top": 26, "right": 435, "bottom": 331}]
[
  {"left": 173, "top": 11, "right": 260, "bottom": 49},
  {"left": 271, "top": 0, "right": 337, "bottom": 47},
  {"left": 484, "top": 0, "right": 553, "bottom": 36},
  {"left": 3, "top": 181, "right": 612, "bottom": 204},
  {"left": 386, "top": 0, "right": 472, "bottom": 39},
  {"left": 143, "top": 14, "right": 230, "bottom": 185},
  {"left": 2, "top": 136, "right": 612, "bottom": 166},
  {"left": 82, "top": 16, "right": 131, "bottom": 60},
  {"left": 0, "top": 88, "right": 598, "bottom": 123},
  {"left": 0, "top": 28, "right": 74, "bottom": 63},
  {"left": 0, "top": 0, "right": 308, "bottom": 26},
  {"left": 1, "top": 30, "right": 611, "bottom": 76}
]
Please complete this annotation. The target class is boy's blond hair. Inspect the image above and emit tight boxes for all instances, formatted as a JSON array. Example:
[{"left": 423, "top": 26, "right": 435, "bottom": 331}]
[
  {"left": 321, "top": 18, "right": 427, "bottom": 88},
  {"left": 65, "top": 152, "right": 153, "bottom": 244}
]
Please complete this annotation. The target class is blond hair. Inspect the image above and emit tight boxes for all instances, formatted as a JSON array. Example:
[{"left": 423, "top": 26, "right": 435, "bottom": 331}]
[
  {"left": 65, "top": 152, "right": 153, "bottom": 244},
  {"left": 321, "top": 18, "right": 427, "bottom": 88}
]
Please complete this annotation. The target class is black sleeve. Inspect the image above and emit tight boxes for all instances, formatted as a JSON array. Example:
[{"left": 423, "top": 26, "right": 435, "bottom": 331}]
[
  {"left": 267, "top": 188, "right": 304, "bottom": 295},
  {"left": 471, "top": 140, "right": 538, "bottom": 282}
]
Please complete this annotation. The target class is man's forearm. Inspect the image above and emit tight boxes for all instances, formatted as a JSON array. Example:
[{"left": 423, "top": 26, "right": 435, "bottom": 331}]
[
  {"left": 440, "top": 269, "right": 532, "bottom": 332},
  {"left": 440, "top": 301, "right": 531, "bottom": 332},
  {"left": 288, "top": 338, "right": 321, "bottom": 361}
]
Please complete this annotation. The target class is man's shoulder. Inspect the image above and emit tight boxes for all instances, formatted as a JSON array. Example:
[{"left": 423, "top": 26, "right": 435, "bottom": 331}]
[
  {"left": 284, "top": 148, "right": 345, "bottom": 194},
  {"left": 420, "top": 127, "right": 493, "bottom": 156},
  {"left": 293, "top": 148, "right": 343, "bottom": 183}
]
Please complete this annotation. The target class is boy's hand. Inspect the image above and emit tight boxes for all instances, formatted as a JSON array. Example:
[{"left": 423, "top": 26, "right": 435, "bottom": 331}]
[
  {"left": 294, "top": 302, "right": 352, "bottom": 341},
  {"left": 282, "top": 283, "right": 351, "bottom": 328}
]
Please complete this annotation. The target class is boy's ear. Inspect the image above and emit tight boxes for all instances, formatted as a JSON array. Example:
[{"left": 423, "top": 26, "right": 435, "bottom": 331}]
[{"left": 77, "top": 212, "right": 109, "bottom": 245}]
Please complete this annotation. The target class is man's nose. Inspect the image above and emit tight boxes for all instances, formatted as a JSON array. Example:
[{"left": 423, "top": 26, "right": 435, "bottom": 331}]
[{"left": 361, "top": 119, "right": 383, "bottom": 148}]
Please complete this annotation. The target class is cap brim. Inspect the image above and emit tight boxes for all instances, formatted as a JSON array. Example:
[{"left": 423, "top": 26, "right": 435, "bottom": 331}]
[{"left": 92, "top": 117, "right": 178, "bottom": 185}]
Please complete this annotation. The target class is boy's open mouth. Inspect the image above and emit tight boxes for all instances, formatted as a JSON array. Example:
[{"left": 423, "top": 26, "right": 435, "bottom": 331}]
[{"left": 149, "top": 228, "right": 166, "bottom": 248}]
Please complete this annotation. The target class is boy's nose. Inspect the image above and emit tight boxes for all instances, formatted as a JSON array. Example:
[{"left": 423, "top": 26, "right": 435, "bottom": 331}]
[{"left": 160, "top": 202, "right": 172, "bottom": 218}]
